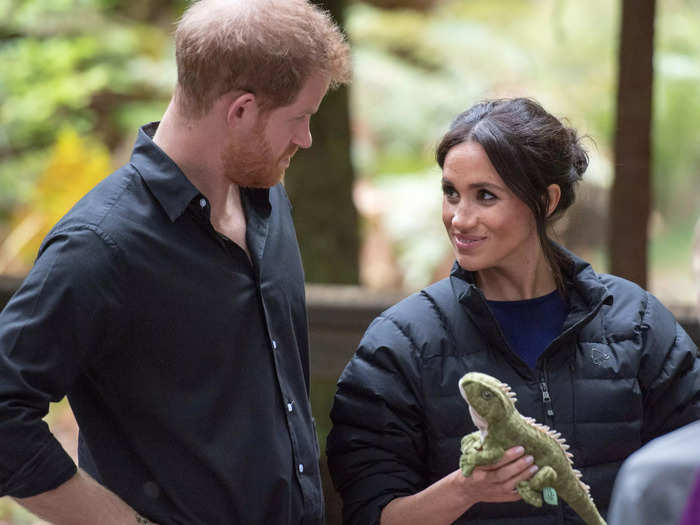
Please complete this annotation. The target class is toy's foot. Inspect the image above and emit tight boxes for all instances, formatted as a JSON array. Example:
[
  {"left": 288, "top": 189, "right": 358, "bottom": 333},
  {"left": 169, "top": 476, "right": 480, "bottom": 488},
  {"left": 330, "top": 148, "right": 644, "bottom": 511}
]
[
  {"left": 459, "top": 454, "right": 475, "bottom": 477},
  {"left": 529, "top": 466, "right": 557, "bottom": 491},
  {"left": 517, "top": 481, "right": 543, "bottom": 507},
  {"left": 460, "top": 433, "right": 480, "bottom": 453}
]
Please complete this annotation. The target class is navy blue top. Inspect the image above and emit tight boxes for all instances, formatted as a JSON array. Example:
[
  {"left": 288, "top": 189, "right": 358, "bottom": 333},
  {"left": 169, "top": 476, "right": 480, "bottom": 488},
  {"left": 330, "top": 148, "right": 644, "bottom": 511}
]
[
  {"left": 0, "top": 123, "right": 323, "bottom": 524},
  {"left": 487, "top": 290, "right": 568, "bottom": 369}
]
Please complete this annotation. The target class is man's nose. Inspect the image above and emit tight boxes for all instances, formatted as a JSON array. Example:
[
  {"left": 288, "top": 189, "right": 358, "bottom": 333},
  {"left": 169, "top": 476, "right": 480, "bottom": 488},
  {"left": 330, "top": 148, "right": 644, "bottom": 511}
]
[{"left": 294, "top": 123, "right": 312, "bottom": 149}]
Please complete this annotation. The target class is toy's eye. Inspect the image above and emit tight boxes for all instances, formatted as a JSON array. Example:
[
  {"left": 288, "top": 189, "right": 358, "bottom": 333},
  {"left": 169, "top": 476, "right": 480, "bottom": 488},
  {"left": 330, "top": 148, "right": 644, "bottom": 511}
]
[{"left": 480, "top": 390, "right": 493, "bottom": 400}]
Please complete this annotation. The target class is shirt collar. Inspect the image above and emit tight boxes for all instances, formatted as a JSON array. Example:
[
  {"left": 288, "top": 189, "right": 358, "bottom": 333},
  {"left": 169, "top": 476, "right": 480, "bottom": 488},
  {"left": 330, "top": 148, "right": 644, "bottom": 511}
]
[{"left": 129, "top": 122, "right": 200, "bottom": 222}]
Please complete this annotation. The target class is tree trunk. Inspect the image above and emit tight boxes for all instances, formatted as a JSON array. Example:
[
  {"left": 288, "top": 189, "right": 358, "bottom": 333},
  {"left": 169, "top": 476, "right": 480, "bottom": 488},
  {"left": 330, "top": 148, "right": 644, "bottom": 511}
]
[
  {"left": 609, "top": 0, "right": 656, "bottom": 287},
  {"left": 284, "top": 0, "right": 358, "bottom": 285}
]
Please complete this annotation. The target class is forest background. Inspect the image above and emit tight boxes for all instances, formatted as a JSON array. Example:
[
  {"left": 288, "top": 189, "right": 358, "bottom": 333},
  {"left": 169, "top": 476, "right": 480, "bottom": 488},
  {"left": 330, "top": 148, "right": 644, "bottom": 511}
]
[{"left": 1, "top": 0, "right": 699, "bottom": 523}]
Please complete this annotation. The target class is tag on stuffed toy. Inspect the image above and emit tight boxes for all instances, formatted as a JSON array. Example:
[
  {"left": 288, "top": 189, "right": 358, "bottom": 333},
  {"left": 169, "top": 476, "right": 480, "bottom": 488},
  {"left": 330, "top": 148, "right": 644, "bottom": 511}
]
[{"left": 543, "top": 487, "right": 558, "bottom": 505}]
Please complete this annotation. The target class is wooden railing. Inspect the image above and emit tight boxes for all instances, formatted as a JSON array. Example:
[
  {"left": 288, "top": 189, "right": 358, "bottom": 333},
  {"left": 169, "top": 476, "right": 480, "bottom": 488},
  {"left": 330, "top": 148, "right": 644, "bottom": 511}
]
[{"left": 2, "top": 277, "right": 697, "bottom": 377}]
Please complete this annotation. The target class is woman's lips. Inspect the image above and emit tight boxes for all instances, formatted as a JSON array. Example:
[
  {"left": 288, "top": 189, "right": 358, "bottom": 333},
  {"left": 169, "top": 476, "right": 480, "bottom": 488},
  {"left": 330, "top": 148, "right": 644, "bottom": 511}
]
[{"left": 453, "top": 234, "right": 486, "bottom": 251}]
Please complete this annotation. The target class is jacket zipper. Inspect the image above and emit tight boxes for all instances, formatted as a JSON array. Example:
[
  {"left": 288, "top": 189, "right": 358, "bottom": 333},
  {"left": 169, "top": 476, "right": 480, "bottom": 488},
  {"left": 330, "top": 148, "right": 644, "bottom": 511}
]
[
  {"left": 539, "top": 368, "right": 564, "bottom": 524},
  {"left": 539, "top": 376, "right": 555, "bottom": 425}
]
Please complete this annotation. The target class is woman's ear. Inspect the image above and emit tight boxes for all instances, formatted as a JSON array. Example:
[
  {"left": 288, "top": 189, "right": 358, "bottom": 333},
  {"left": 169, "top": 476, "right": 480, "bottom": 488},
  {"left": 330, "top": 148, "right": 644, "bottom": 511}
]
[{"left": 546, "top": 184, "right": 562, "bottom": 217}]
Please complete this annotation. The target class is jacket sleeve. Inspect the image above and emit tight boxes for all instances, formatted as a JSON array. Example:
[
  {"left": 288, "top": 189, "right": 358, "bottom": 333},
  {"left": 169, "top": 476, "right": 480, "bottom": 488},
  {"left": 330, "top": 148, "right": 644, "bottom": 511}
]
[
  {"left": 638, "top": 291, "right": 700, "bottom": 443},
  {"left": 326, "top": 315, "right": 427, "bottom": 525},
  {"left": 0, "top": 226, "right": 124, "bottom": 497}
]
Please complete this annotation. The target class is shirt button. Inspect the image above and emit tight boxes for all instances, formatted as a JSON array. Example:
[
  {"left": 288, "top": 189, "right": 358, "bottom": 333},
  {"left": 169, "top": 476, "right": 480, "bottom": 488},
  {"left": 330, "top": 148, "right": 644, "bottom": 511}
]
[
  {"left": 271, "top": 340, "right": 277, "bottom": 350},
  {"left": 287, "top": 401, "right": 294, "bottom": 413},
  {"left": 199, "top": 198, "right": 207, "bottom": 208},
  {"left": 298, "top": 464, "right": 304, "bottom": 473}
]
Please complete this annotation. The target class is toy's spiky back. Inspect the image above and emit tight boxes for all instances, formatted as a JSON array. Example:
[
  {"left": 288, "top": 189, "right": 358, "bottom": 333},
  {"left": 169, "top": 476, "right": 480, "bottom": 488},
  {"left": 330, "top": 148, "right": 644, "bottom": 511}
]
[
  {"left": 521, "top": 415, "right": 590, "bottom": 494},
  {"left": 499, "top": 381, "right": 518, "bottom": 404}
]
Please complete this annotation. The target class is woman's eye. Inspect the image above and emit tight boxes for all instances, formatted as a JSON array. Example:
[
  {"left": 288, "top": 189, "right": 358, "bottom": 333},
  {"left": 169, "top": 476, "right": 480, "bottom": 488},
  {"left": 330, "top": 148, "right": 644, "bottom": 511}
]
[
  {"left": 478, "top": 189, "right": 496, "bottom": 201},
  {"left": 442, "top": 184, "right": 457, "bottom": 199}
]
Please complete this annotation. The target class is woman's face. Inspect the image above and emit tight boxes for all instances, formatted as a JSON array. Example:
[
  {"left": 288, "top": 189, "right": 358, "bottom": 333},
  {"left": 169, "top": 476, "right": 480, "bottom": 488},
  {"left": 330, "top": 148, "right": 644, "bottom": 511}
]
[{"left": 441, "top": 141, "right": 541, "bottom": 277}]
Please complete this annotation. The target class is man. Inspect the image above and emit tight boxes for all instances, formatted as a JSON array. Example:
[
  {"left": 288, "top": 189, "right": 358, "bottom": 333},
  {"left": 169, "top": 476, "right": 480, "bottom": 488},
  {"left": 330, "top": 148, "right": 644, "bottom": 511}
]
[{"left": 0, "top": 0, "right": 350, "bottom": 523}]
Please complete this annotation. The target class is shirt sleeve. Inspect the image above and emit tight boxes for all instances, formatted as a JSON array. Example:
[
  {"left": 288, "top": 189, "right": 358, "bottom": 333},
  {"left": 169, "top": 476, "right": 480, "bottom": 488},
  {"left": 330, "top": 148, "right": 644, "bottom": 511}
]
[
  {"left": 326, "top": 315, "right": 427, "bottom": 525},
  {"left": 0, "top": 226, "right": 124, "bottom": 497},
  {"left": 638, "top": 291, "right": 700, "bottom": 443}
]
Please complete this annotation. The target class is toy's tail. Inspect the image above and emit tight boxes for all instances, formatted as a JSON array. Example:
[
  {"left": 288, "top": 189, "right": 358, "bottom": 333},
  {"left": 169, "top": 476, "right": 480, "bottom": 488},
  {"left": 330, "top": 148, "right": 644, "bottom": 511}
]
[{"left": 562, "top": 484, "right": 607, "bottom": 525}]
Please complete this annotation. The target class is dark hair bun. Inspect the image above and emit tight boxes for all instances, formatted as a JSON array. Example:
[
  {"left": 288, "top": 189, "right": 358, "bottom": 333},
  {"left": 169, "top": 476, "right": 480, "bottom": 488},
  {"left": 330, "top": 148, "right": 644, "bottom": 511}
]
[{"left": 567, "top": 127, "right": 589, "bottom": 181}]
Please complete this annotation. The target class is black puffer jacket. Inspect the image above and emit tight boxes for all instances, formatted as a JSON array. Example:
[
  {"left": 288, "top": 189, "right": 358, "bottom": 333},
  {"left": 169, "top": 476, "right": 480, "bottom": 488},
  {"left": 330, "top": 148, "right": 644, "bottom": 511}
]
[{"left": 327, "top": 255, "right": 700, "bottom": 525}]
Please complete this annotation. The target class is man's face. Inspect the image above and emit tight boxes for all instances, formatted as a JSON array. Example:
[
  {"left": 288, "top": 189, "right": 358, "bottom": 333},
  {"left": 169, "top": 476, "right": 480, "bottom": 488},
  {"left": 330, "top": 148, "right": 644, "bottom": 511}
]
[{"left": 223, "top": 72, "right": 330, "bottom": 188}]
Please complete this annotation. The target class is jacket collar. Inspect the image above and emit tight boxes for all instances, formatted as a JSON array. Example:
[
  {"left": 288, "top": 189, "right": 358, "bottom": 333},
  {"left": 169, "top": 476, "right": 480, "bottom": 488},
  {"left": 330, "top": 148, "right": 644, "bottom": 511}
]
[
  {"left": 448, "top": 244, "right": 614, "bottom": 316},
  {"left": 558, "top": 247, "right": 614, "bottom": 332},
  {"left": 448, "top": 246, "right": 615, "bottom": 372}
]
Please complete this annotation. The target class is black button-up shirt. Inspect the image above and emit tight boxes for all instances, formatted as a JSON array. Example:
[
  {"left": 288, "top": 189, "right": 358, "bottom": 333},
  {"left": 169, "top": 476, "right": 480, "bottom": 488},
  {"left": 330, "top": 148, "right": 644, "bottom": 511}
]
[{"left": 0, "top": 123, "right": 323, "bottom": 524}]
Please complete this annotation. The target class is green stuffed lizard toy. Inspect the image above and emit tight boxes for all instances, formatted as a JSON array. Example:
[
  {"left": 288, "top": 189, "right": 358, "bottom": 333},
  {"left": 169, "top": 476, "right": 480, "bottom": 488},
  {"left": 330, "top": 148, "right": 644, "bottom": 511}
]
[{"left": 458, "top": 372, "right": 606, "bottom": 525}]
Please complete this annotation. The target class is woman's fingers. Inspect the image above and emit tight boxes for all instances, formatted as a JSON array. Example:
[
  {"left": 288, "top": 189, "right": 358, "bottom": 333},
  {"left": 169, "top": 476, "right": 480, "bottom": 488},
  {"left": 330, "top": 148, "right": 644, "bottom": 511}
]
[
  {"left": 498, "top": 453, "right": 537, "bottom": 484},
  {"left": 481, "top": 446, "right": 525, "bottom": 468},
  {"left": 474, "top": 446, "right": 539, "bottom": 495},
  {"left": 459, "top": 446, "right": 541, "bottom": 504},
  {"left": 479, "top": 446, "right": 536, "bottom": 478}
]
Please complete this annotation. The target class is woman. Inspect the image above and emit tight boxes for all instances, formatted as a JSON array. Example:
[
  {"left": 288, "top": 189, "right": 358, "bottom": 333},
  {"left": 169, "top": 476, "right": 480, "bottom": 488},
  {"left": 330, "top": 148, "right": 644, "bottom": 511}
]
[{"left": 326, "top": 98, "right": 700, "bottom": 525}]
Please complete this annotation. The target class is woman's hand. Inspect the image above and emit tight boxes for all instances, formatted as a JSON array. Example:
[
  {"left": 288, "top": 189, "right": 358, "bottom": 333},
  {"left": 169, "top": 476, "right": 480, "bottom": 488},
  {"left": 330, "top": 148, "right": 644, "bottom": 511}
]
[
  {"left": 457, "top": 445, "right": 538, "bottom": 504},
  {"left": 381, "top": 445, "right": 536, "bottom": 525}
]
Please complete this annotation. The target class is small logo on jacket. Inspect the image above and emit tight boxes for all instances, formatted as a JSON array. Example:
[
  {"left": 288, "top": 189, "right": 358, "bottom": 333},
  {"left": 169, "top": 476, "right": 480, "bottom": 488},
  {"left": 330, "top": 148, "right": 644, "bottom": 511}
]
[{"left": 591, "top": 347, "right": 610, "bottom": 366}]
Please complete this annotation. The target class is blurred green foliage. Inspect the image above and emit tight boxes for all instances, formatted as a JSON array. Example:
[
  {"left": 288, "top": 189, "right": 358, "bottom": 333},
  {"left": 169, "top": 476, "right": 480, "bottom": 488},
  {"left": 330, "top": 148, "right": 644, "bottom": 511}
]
[
  {"left": 347, "top": 0, "right": 619, "bottom": 182},
  {"left": 0, "top": 0, "right": 185, "bottom": 225},
  {"left": 348, "top": 0, "right": 699, "bottom": 222},
  {"left": 0, "top": 0, "right": 698, "bottom": 281},
  {"left": 0, "top": 129, "right": 111, "bottom": 271},
  {"left": 346, "top": 0, "right": 699, "bottom": 292}
]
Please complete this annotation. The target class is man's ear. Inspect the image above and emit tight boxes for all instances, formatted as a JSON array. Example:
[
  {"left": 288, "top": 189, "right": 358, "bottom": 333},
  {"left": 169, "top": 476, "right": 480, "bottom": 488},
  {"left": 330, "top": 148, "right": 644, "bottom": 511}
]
[
  {"left": 225, "top": 92, "right": 259, "bottom": 128},
  {"left": 546, "top": 184, "right": 561, "bottom": 217}
]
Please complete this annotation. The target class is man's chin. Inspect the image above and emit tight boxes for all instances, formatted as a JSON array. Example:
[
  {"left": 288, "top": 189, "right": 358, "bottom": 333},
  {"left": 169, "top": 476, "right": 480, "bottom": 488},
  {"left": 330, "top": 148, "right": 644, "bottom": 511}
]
[{"left": 241, "top": 170, "right": 285, "bottom": 189}]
